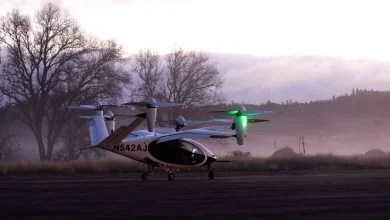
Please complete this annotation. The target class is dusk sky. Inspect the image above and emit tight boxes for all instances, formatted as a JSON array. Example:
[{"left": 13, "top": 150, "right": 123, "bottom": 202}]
[{"left": 1, "top": 0, "right": 390, "bottom": 103}]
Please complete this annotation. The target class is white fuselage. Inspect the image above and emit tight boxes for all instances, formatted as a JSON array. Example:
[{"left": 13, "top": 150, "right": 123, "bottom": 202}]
[{"left": 98, "top": 134, "right": 217, "bottom": 168}]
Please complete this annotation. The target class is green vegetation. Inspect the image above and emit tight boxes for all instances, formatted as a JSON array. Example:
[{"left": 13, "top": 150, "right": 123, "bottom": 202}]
[{"left": 3, "top": 154, "right": 390, "bottom": 175}]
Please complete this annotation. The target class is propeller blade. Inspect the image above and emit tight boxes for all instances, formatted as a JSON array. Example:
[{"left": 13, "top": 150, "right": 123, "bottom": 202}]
[
  {"left": 248, "top": 119, "right": 270, "bottom": 123},
  {"left": 208, "top": 110, "right": 239, "bottom": 115},
  {"left": 121, "top": 98, "right": 183, "bottom": 108},
  {"left": 102, "top": 104, "right": 121, "bottom": 108},
  {"left": 226, "top": 110, "right": 239, "bottom": 115},
  {"left": 120, "top": 101, "right": 148, "bottom": 107},
  {"left": 208, "top": 110, "right": 227, "bottom": 113},
  {"left": 68, "top": 105, "right": 96, "bottom": 110},
  {"left": 78, "top": 116, "right": 94, "bottom": 119},
  {"left": 246, "top": 111, "right": 273, "bottom": 116}
]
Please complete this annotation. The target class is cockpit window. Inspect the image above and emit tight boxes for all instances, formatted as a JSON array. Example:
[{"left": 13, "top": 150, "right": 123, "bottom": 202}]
[
  {"left": 148, "top": 140, "right": 206, "bottom": 165},
  {"left": 180, "top": 142, "right": 199, "bottom": 153}
]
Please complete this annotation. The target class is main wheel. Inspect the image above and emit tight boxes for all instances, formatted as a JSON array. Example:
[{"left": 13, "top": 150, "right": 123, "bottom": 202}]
[
  {"left": 208, "top": 171, "right": 215, "bottom": 179},
  {"left": 141, "top": 172, "right": 149, "bottom": 180},
  {"left": 168, "top": 172, "right": 175, "bottom": 181}
]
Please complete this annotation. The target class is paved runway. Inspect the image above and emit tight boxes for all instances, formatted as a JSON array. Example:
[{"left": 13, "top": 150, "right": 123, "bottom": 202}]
[{"left": 2, "top": 171, "right": 390, "bottom": 219}]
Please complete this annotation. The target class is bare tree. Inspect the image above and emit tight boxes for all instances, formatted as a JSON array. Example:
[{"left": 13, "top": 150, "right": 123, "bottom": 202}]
[
  {"left": 0, "top": 4, "right": 128, "bottom": 161},
  {"left": 132, "top": 48, "right": 224, "bottom": 104},
  {"left": 131, "top": 48, "right": 224, "bottom": 121},
  {"left": 132, "top": 49, "right": 163, "bottom": 100},
  {"left": 165, "top": 48, "right": 223, "bottom": 106}
]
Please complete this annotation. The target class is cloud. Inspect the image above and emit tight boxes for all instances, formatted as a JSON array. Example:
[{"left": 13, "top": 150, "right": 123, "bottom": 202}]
[{"left": 213, "top": 54, "right": 390, "bottom": 104}]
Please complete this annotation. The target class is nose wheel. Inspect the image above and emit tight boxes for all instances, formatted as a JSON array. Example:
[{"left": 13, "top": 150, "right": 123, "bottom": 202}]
[
  {"left": 157, "top": 164, "right": 176, "bottom": 181},
  {"left": 207, "top": 164, "right": 215, "bottom": 179},
  {"left": 141, "top": 172, "right": 149, "bottom": 180},
  {"left": 208, "top": 171, "right": 215, "bottom": 179},
  {"left": 168, "top": 171, "right": 175, "bottom": 181}
]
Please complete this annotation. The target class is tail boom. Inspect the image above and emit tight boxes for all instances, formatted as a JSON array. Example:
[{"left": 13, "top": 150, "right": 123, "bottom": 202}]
[{"left": 96, "top": 113, "right": 146, "bottom": 149}]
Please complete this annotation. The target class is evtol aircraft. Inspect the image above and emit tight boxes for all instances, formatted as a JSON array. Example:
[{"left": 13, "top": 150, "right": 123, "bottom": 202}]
[{"left": 69, "top": 98, "right": 270, "bottom": 180}]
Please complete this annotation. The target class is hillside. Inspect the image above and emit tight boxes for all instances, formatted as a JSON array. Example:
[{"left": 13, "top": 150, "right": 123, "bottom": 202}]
[{"left": 253, "top": 89, "right": 390, "bottom": 135}]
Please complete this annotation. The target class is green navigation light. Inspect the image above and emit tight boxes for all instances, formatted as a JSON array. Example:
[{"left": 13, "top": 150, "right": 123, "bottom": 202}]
[{"left": 236, "top": 115, "right": 247, "bottom": 129}]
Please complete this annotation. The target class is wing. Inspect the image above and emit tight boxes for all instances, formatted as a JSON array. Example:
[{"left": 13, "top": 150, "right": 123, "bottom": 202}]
[
  {"left": 197, "top": 126, "right": 233, "bottom": 132},
  {"left": 156, "top": 128, "right": 235, "bottom": 144},
  {"left": 212, "top": 118, "right": 234, "bottom": 124},
  {"left": 185, "top": 119, "right": 213, "bottom": 125}
]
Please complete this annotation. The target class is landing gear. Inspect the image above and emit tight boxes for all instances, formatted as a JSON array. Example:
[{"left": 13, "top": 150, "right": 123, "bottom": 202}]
[
  {"left": 156, "top": 164, "right": 176, "bottom": 181},
  {"left": 207, "top": 164, "right": 215, "bottom": 180},
  {"left": 141, "top": 172, "right": 149, "bottom": 180},
  {"left": 140, "top": 164, "right": 156, "bottom": 180},
  {"left": 208, "top": 171, "right": 215, "bottom": 179},
  {"left": 168, "top": 171, "right": 175, "bottom": 181}
]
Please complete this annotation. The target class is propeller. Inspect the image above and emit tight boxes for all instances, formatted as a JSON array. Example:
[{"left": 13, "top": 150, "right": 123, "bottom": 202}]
[
  {"left": 208, "top": 104, "right": 272, "bottom": 145},
  {"left": 103, "top": 110, "right": 137, "bottom": 121},
  {"left": 209, "top": 106, "right": 272, "bottom": 116},
  {"left": 68, "top": 100, "right": 120, "bottom": 111},
  {"left": 121, "top": 97, "right": 184, "bottom": 108},
  {"left": 160, "top": 115, "right": 214, "bottom": 132},
  {"left": 121, "top": 97, "right": 184, "bottom": 132},
  {"left": 103, "top": 110, "right": 142, "bottom": 134},
  {"left": 77, "top": 108, "right": 141, "bottom": 134}
]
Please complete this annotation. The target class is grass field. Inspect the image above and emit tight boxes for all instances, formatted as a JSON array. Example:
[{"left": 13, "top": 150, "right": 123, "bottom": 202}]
[{"left": 2, "top": 154, "right": 390, "bottom": 175}]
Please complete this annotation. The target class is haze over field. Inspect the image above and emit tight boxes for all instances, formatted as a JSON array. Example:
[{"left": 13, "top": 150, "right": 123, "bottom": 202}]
[
  {"left": 1, "top": 0, "right": 390, "bottom": 161},
  {"left": 2, "top": 0, "right": 390, "bottom": 103}
]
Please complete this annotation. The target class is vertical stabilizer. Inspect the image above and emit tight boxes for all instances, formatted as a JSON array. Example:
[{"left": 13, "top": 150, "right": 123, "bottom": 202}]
[{"left": 88, "top": 113, "right": 109, "bottom": 146}]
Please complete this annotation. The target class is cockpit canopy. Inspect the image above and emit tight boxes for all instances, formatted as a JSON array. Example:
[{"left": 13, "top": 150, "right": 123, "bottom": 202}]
[{"left": 148, "top": 139, "right": 206, "bottom": 165}]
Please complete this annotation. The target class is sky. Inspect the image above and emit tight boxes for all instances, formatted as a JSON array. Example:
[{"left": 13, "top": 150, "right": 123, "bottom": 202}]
[{"left": 1, "top": 0, "right": 390, "bottom": 103}]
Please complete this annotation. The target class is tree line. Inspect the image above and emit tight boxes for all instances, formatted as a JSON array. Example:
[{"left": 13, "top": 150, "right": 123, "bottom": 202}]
[{"left": 0, "top": 3, "right": 224, "bottom": 161}]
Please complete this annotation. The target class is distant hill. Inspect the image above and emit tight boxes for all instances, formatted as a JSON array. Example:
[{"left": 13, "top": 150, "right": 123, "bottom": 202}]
[
  {"left": 179, "top": 89, "right": 390, "bottom": 136},
  {"left": 242, "top": 89, "right": 390, "bottom": 136}
]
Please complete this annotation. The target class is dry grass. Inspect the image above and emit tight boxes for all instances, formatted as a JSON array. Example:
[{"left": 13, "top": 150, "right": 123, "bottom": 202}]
[
  {"left": 0, "top": 159, "right": 144, "bottom": 175},
  {"left": 211, "top": 154, "right": 390, "bottom": 172},
  {"left": 2, "top": 154, "right": 390, "bottom": 175}
]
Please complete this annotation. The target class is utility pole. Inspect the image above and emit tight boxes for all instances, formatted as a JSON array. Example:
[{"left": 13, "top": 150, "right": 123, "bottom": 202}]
[
  {"left": 274, "top": 140, "right": 277, "bottom": 153},
  {"left": 298, "top": 136, "right": 301, "bottom": 154}
]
